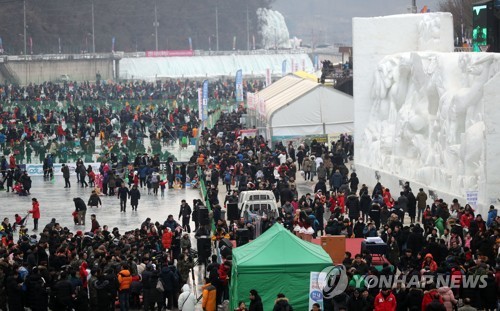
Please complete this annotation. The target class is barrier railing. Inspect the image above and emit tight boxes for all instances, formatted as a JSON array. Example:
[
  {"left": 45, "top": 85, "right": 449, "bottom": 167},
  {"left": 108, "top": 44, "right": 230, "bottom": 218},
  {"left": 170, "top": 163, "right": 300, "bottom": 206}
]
[
  {"left": 454, "top": 47, "right": 473, "bottom": 52},
  {"left": 197, "top": 166, "right": 216, "bottom": 233}
]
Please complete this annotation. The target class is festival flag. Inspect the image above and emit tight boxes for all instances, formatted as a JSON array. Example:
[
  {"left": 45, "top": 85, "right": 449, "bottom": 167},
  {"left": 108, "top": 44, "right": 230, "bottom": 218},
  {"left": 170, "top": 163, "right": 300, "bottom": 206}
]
[
  {"left": 265, "top": 68, "right": 271, "bottom": 87},
  {"left": 235, "top": 69, "right": 243, "bottom": 102},
  {"left": 208, "top": 36, "right": 211, "bottom": 50},
  {"left": 282, "top": 60, "right": 287, "bottom": 77},
  {"left": 313, "top": 55, "right": 319, "bottom": 70},
  {"left": 259, "top": 98, "right": 265, "bottom": 118},
  {"left": 252, "top": 35, "right": 255, "bottom": 50},
  {"left": 0, "top": 37, "right": 3, "bottom": 54},
  {"left": 58, "top": 37, "right": 61, "bottom": 54},
  {"left": 247, "top": 92, "right": 254, "bottom": 110},
  {"left": 188, "top": 37, "right": 193, "bottom": 50},
  {"left": 291, "top": 59, "right": 295, "bottom": 73},
  {"left": 29, "top": 37, "right": 33, "bottom": 54},
  {"left": 233, "top": 36, "right": 237, "bottom": 50},
  {"left": 112, "top": 37, "right": 115, "bottom": 52}
]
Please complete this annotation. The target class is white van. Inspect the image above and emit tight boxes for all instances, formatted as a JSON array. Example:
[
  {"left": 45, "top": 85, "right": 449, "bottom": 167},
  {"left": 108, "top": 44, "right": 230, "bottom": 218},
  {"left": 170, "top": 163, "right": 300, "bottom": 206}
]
[{"left": 238, "top": 190, "right": 279, "bottom": 222}]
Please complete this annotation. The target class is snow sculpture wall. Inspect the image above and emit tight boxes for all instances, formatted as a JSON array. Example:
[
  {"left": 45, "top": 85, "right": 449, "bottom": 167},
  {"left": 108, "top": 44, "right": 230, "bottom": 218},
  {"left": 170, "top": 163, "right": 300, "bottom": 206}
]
[{"left": 353, "top": 13, "right": 500, "bottom": 213}]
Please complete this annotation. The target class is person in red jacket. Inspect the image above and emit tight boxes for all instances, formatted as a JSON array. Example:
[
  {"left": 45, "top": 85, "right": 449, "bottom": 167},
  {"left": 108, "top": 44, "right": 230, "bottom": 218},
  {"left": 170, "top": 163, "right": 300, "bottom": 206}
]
[
  {"left": 162, "top": 227, "right": 173, "bottom": 250},
  {"left": 374, "top": 288, "right": 397, "bottom": 311},
  {"left": 421, "top": 253, "right": 438, "bottom": 272},
  {"left": 217, "top": 260, "right": 231, "bottom": 304},
  {"left": 9, "top": 155, "right": 16, "bottom": 169},
  {"left": 421, "top": 288, "right": 443, "bottom": 311},
  {"left": 383, "top": 188, "right": 394, "bottom": 209},
  {"left": 460, "top": 210, "right": 474, "bottom": 229},
  {"left": 337, "top": 192, "right": 345, "bottom": 214},
  {"left": 28, "top": 198, "right": 40, "bottom": 231}
]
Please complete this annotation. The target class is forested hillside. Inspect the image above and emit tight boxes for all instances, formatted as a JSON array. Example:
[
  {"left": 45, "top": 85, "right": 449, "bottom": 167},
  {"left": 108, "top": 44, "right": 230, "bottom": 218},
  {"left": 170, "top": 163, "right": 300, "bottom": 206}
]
[{"left": 0, "top": 0, "right": 273, "bottom": 54}]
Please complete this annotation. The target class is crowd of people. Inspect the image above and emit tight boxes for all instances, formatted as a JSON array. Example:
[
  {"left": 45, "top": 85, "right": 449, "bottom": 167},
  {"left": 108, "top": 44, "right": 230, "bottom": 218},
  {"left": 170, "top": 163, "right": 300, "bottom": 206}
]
[
  {"left": 194, "top": 110, "right": 499, "bottom": 311},
  {"left": 0, "top": 93, "right": 497, "bottom": 311},
  {"left": 0, "top": 79, "right": 265, "bottom": 103},
  {"left": 0, "top": 78, "right": 266, "bottom": 167}
]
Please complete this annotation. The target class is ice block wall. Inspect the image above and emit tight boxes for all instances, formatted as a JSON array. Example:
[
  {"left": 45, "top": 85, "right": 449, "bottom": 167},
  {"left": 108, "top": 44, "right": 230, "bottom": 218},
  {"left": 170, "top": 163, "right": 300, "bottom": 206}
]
[{"left": 353, "top": 13, "right": 454, "bottom": 160}]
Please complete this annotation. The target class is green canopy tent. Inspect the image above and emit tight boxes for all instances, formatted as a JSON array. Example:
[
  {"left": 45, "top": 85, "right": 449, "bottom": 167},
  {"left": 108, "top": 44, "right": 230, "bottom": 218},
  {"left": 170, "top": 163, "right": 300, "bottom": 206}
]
[{"left": 229, "top": 223, "right": 332, "bottom": 310}]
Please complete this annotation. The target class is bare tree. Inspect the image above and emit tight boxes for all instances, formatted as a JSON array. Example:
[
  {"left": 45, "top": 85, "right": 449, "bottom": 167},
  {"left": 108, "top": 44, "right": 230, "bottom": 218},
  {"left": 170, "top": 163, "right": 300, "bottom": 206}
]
[{"left": 438, "top": 0, "right": 475, "bottom": 44}]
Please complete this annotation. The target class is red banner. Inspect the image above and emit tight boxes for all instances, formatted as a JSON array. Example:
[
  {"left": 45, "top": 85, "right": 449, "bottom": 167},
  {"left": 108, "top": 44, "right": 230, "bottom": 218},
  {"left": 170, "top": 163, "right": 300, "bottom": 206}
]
[{"left": 145, "top": 50, "right": 194, "bottom": 57}]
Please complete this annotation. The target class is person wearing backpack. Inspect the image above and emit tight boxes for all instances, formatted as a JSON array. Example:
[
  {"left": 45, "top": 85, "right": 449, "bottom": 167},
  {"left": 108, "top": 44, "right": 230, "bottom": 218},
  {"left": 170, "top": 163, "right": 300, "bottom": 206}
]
[{"left": 178, "top": 283, "right": 196, "bottom": 311}]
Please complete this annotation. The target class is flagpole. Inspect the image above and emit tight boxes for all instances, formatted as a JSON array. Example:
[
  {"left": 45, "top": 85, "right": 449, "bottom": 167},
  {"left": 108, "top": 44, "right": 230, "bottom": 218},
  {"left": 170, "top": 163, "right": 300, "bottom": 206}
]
[
  {"left": 91, "top": 0, "right": 95, "bottom": 53},
  {"left": 246, "top": 2, "right": 250, "bottom": 51},
  {"left": 23, "top": 0, "right": 27, "bottom": 55},
  {"left": 215, "top": 1, "right": 219, "bottom": 51}
]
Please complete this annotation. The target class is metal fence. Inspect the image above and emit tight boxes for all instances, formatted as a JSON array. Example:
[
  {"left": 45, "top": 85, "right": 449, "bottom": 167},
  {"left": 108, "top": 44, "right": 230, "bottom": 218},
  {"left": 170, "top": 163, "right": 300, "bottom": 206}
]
[{"left": 197, "top": 166, "right": 216, "bottom": 233}]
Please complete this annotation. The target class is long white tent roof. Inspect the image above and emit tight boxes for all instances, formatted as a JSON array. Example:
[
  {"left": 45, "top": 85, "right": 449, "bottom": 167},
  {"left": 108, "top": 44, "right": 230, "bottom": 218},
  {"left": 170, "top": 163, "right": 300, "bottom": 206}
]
[
  {"left": 253, "top": 74, "right": 354, "bottom": 136},
  {"left": 120, "top": 54, "right": 314, "bottom": 80}
]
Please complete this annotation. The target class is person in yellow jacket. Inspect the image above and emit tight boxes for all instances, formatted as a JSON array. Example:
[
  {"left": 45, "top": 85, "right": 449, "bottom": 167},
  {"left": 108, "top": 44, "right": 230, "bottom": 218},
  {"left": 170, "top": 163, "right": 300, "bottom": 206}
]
[
  {"left": 211, "top": 227, "right": 230, "bottom": 242},
  {"left": 202, "top": 278, "right": 217, "bottom": 311},
  {"left": 117, "top": 264, "right": 133, "bottom": 311}
]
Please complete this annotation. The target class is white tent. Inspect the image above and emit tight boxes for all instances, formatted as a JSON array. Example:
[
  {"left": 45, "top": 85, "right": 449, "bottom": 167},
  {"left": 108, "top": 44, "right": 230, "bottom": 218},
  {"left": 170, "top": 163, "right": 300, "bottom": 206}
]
[
  {"left": 253, "top": 74, "right": 353, "bottom": 141},
  {"left": 120, "top": 54, "right": 313, "bottom": 80}
]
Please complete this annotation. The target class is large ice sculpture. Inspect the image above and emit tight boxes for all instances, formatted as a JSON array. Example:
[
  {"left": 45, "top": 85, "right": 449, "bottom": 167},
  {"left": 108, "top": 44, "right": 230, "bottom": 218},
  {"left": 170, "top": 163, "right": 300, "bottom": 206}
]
[
  {"left": 359, "top": 52, "right": 500, "bottom": 198},
  {"left": 353, "top": 13, "right": 500, "bottom": 212},
  {"left": 257, "top": 8, "right": 291, "bottom": 49}
]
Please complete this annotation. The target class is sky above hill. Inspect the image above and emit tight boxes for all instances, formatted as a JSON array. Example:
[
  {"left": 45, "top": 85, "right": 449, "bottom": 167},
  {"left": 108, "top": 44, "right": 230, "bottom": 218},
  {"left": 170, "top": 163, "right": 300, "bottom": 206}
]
[{"left": 272, "top": 0, "right": 443, "bottom": 45}]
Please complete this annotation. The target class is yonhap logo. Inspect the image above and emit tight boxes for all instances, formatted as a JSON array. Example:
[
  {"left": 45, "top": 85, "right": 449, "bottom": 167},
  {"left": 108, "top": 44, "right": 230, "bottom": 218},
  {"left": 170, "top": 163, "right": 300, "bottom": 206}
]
[{"left": 318, "top": 265, "right": 348, "bottom": 299}]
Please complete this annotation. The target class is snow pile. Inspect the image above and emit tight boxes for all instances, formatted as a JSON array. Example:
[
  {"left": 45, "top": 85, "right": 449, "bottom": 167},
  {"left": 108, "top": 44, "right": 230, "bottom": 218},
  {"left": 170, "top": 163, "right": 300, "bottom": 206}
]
[{"left": 257, "top": 8, "right": 291, "bottom": 49}]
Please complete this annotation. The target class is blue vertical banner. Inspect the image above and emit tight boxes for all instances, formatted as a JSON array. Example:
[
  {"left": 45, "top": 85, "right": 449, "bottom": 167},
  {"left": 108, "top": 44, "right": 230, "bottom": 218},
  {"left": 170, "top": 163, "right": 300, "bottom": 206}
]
[
  {"left": 282, "top": 60, "right": 287, "bottom": 77},
  {"left": 188, "top": 37, "right": 193, "bottom": 50},
  {"left": 314, "top": 55, "right": 319, "bottom": 70},
  {"left": 112, "top": 37, "right": 115, "bottom": 52},
  {"left": 235, "top": 69, "right": 243, "bottom": 102},
  {"left": 0, "top": 37, "right": 3, "bottom": 54},
  {"left": 202, "top": 80, "right": 208, "bottom": 121}
]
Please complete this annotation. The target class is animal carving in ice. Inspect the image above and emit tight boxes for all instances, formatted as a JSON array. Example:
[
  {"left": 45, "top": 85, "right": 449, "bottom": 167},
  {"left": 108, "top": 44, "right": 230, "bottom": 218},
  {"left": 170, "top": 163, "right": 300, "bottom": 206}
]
[{"left": 359, "top": 52, "right": 500, "bottom": 195}]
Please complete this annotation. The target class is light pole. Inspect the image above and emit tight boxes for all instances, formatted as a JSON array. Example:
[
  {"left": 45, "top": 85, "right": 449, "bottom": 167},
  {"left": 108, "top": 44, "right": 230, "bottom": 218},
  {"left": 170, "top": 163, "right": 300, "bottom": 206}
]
[
  {"left": 246, "top": 2, "right": 250, "bottom": 51},
  {"left": 411, "top": 0, "right": 417, "bottom": 13},
  {"left": 154, "top": 0, "right": 159, "bottom": 50},
  {"left": 215, "top": 1, "right": 219, "bottom": 51},
  {"left": 91, "top": 0, "right": 95, "bottom": 53},
  {"left": 23, "top": 0, "right": 27, "bottom": 55}
]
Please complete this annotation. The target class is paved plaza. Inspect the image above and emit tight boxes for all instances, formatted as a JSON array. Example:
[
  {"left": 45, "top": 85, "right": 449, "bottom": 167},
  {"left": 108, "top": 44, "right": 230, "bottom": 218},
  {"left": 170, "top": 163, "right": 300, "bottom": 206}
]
[{"left": 0, "top": 175, "right": 202, "bottom": 234}]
